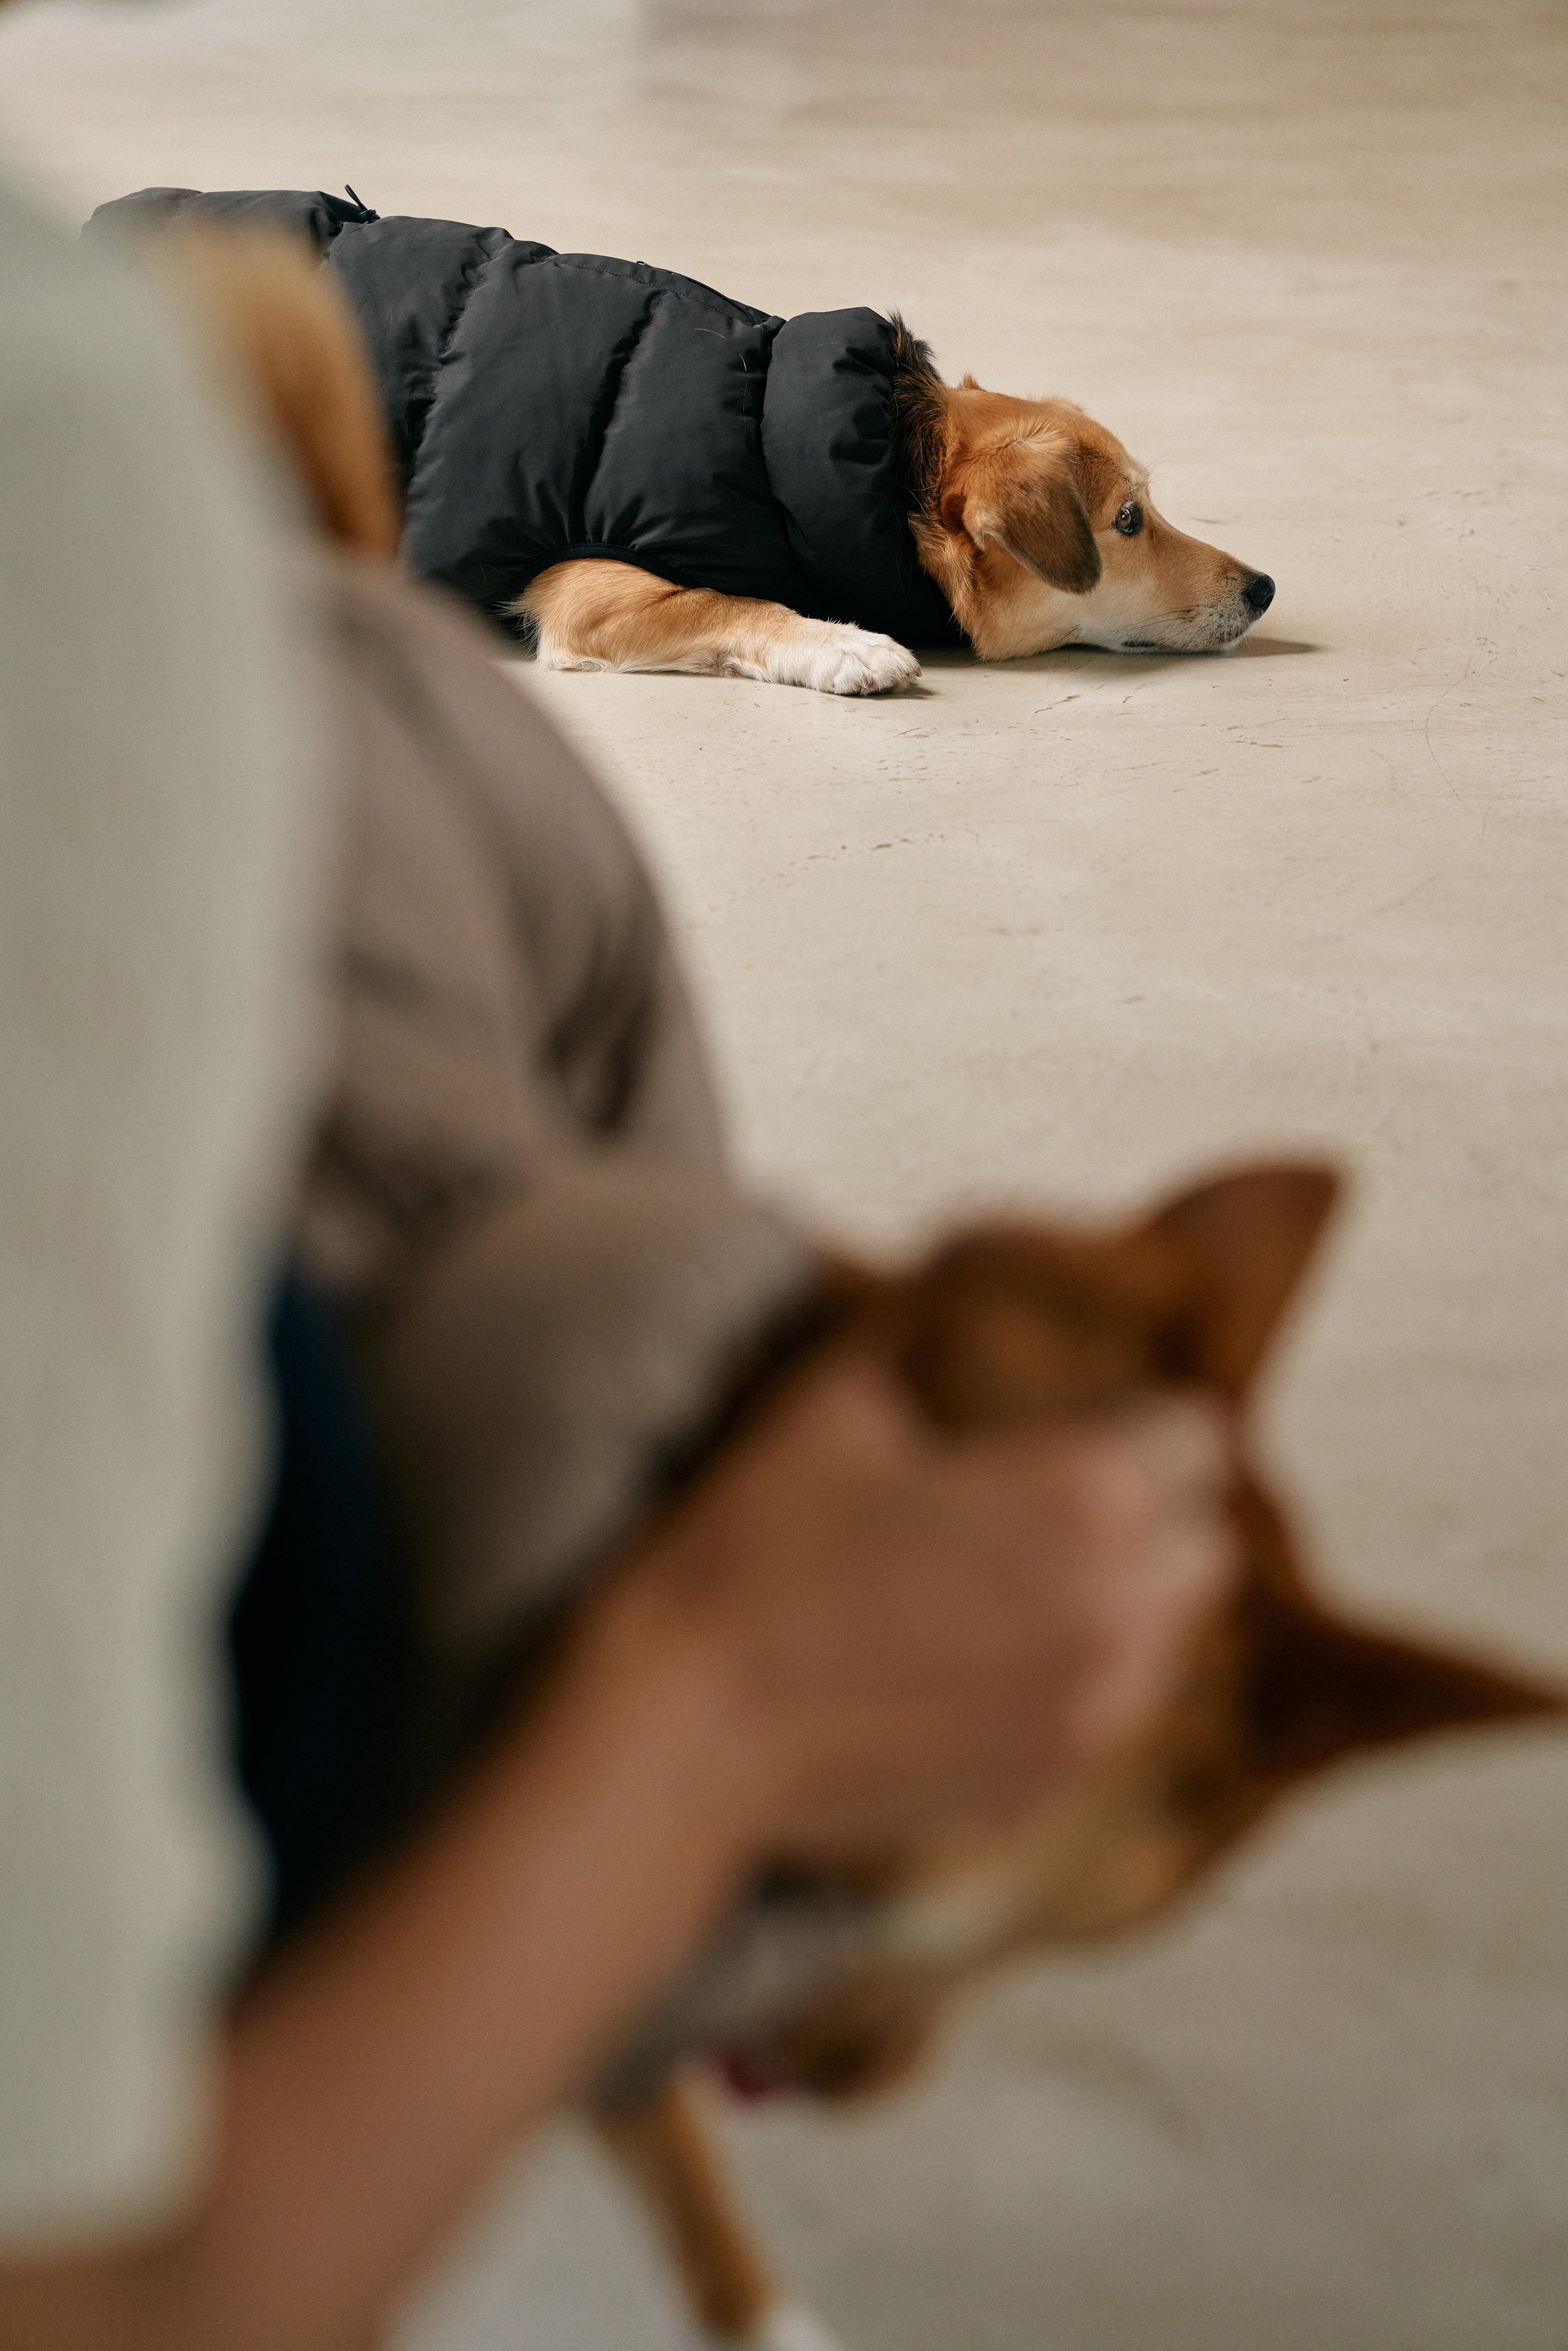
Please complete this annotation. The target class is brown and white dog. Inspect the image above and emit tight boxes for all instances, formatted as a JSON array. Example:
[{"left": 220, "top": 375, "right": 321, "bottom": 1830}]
[{"left": 519, "top": 325, "right": 1275, "bottom": 696}]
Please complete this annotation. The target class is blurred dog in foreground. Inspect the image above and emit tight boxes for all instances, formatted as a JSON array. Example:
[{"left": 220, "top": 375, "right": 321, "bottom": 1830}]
[{"left": 373, "top": 1154, "right": 1561, "bottom": 2351}]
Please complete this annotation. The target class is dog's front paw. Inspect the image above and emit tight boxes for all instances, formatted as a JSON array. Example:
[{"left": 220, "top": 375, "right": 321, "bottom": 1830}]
[{"left": 794, "top": 623, "right": 921, "bottom": 697}]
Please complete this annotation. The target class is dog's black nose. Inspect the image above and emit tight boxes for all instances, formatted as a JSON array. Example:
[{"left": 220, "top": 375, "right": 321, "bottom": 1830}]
[{"left": 1243, "top": 572, "right": 1275, "bottom": 615}]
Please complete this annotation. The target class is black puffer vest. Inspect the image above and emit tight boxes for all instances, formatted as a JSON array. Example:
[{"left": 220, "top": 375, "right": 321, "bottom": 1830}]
[{"left": 87, "top": 186, "right": 963, "bottom": 648}]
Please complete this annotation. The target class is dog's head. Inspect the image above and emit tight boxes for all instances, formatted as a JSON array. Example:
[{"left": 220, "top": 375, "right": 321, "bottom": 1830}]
[
  {"left": 909, "top": 381, "right": 1274, "bottom": 662},
  {"left": 842, "top": 1164, "right": 1561, "bottom": 1937},
  {"left": 715, "top": 1166, "right": 1563, "bottom": 2102}
]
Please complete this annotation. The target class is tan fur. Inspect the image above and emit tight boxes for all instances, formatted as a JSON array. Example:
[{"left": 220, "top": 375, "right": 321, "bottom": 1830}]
[
  {"left": 521, "top": 560, "right": 795, "bottom": 678},
  {"left": 516, "top": 375, "right": 1269, "bottom": 694},
  {"left": 915, "top": 386, "right": 1264, "bottom": 660},
  {"left": 520, "top": 558, "right": 922, "bottom": 697},
  {"left": 603, "top": 2079, "right": 781, "bottom": 2340},
  {"left": 159, "top": 226, "right": 401, "bottom": 560}
]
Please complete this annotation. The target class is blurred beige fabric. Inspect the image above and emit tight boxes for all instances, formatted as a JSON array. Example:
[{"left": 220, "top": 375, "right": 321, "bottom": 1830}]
[{"left": 0, "top": 171, "right": 320, "bottom": 2251}]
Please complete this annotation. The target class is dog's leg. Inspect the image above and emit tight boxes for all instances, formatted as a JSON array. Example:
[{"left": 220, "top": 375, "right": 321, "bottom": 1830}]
[
  {"left": 599, "top": 2074, "right": 848, "bottom": 2350},
  {"left": 516, "top": 559, "right": 920, "bottom": 697}
]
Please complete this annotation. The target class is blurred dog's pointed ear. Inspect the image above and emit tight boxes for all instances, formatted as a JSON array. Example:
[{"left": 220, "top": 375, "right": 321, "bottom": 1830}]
[
  {"left": 1146, "top": 1164, "right": 1339, "bottom": 1396},
  {"left": 946, "top": 434, "right": 1102, "bottom": 593},
  {"left": 1247, "top": 1596, "right": 1567, "bottom": 1785}
]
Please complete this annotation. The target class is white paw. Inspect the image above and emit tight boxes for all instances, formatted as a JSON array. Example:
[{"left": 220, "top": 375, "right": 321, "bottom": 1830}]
[
  {"left": 791, "top": 623, "right": 921, "bottom": 697},
  {"left": 534, "top": 648, "right": 609, "bottom": 672},
  {"left": 743, "top": 2301, "right": 850, "bottom": 2351}
]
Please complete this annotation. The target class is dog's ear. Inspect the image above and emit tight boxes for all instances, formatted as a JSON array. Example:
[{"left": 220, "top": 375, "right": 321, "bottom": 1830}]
[
  {"left": 1235, "top": 1496, "right": 1567, "bottom": 1778},
  {"left": 942, "top": 434, "right": 1102, "bottom": 593},
  {"left": 1144, "top": 1164, "right": 1339, "bottom": 1398},
  {"left": 1270, "top": 1615, "right": 1568, "bottom": 1775}
]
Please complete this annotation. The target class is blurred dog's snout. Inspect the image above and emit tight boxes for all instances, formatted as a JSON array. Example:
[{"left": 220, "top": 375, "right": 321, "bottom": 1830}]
[{"left": 1242, "top": 572, "right": 1275, "bottom": 616}]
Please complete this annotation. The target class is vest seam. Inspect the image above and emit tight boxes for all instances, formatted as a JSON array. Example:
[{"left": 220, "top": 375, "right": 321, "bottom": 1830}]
[
  {"left": 541, "top": 545, "right": 687, "bottom": 584},
  {"left": 576, "top": 299, "right": 657, "bottom": 528},
  {"left": 399, "top": 230, "right": 517, "bottom": 484},
  {"left": 545, "top": 251, "right": 780, "bottom": 334}
]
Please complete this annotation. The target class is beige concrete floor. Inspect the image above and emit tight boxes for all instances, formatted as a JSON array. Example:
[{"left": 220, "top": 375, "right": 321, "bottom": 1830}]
[{"left": 4, "top": 2, "right": 1567, "bottom": 2344}]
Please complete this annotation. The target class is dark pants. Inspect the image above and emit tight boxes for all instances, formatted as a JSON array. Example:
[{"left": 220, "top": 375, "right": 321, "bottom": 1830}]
[{"left": 227, "top": 1272, "right": 403, "bottom": 1939}]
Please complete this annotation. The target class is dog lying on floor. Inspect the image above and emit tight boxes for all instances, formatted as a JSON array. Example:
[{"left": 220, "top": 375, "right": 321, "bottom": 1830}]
[
  {"left": 88, "top": 186, "right": 1274, "bottom": 696},
  {"left": 520, "top": 336, "right": 1277, "bottom": 696}
]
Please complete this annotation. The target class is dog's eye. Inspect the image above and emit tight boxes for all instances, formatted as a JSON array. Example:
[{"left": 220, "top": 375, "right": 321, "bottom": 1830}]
[{"left": 1114, "top": 500, "right": 1144, "bottom": 537}]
